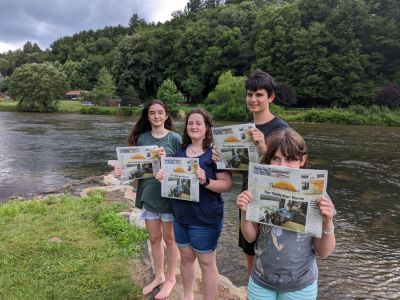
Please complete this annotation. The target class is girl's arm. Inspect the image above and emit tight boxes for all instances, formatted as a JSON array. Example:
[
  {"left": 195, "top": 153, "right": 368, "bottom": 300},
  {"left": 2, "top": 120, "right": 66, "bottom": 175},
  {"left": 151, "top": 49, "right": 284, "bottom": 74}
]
[
  {"left": 313, "top": 195, "right": 336, "bottom": 258},
  {"left": 237, "top": 190, "right": 259, "bottom": 243},
  {"left": 197, "top": 168, "right": 232, "bottom": 193}
]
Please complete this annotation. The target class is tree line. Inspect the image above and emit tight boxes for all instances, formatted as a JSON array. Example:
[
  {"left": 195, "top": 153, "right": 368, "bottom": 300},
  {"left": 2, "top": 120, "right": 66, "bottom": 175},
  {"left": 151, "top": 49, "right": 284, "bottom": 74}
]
[{"left": 1, "top": 0, "right": 399, "bottom": 111}]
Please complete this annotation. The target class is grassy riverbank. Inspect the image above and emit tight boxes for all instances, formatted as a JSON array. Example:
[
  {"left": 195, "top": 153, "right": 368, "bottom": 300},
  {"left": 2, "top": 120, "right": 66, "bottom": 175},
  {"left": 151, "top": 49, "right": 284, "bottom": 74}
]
[
  {"left": 0, "top": 191, "right": 147, "bottom": 299},
  {"left": 1, "top": 100, "right": 399, "bottom": 126}
]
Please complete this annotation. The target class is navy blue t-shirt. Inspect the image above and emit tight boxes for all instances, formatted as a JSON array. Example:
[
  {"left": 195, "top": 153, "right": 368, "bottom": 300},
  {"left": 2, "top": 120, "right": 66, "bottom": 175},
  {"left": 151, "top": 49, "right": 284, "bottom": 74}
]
[{"left": 172, "top": 147, "right": 224, "bottom": 226}]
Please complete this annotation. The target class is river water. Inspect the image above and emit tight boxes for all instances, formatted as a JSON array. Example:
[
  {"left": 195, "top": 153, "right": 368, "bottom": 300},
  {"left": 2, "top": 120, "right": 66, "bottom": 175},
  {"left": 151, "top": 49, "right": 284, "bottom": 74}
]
[{"left": 0, "top": 112, "right": 399, "bottom": 299}]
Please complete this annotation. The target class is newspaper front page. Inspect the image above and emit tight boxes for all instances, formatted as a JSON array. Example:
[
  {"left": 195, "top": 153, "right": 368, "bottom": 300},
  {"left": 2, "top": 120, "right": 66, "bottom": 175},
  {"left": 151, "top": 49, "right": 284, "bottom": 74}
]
[
  {"left": 212, "top": 123, "right": 260, "bottom": 170},
  {"left": 246, "top": 162, "right": 328, "bottom": 238},
  {"left": 116, "top": 146, "right": 160, "bottom": 185},
  {"left": 160, "top": 157, "right": 200, "bottom": 202}
]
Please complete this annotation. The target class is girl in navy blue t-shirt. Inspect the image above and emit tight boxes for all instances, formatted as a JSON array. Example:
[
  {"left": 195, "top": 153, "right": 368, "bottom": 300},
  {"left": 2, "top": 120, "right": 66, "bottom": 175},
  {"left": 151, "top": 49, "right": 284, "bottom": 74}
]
[{"left": 156, "top": 109, "right": 232, "bottom": 300}]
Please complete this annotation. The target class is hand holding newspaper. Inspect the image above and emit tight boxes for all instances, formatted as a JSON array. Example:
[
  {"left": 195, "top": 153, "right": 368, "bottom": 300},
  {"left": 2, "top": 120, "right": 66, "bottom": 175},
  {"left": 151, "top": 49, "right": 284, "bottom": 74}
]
[
  {"left": 160, "top": 157, "right": 200, "bottom": 202},
  {"left": 211, "top": 123, "right": 260, "bottom": 170},
  {"left": 116, "top": 146, "right": 160, "bottom": 185},
  {"left": 246, "top": 162, "right": 328, "bottom": 238}
]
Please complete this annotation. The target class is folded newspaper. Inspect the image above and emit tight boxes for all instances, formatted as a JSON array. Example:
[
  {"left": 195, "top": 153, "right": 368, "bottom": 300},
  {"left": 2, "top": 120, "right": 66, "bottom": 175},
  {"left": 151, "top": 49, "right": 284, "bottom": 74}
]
[
  {"left": 246, "top": 162, "right": 328, "bottom": 238},
  {"left": 160, "top": 157, "right": 200, "bottom": 202},
  {"left": 116, "top": 146, "right": 160, "bottom": 184},
  {"left": 212, "top": 123, "right": 260, "bottom": 170}
]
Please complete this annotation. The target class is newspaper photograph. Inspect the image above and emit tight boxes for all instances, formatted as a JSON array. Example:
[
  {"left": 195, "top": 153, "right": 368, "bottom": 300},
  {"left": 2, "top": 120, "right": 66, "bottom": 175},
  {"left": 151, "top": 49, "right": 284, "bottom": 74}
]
[
  {"left": 212, "top": 123, "right": 260, "bottom": 170},
  {"left": 160, "top": 157, "right": 200, "bottom": 202},
  {"left": 116, "top": 146, "right": 160, "bottom": 184},
  {"left": 246, "top": 162, "right": 328, "bottom": 237}
]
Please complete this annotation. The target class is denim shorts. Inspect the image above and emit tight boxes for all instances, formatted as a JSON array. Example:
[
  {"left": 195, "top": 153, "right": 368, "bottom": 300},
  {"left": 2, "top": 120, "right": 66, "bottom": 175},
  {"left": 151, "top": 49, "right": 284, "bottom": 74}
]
[
  {"left": 247, "top": 276, "right": 318, "bottom": 300},
  {"left": 173, "top": 221, "right": 223, "bottom": 254},
  {"left": 140, "top": 208, "right": 173, "bottom": 222}
]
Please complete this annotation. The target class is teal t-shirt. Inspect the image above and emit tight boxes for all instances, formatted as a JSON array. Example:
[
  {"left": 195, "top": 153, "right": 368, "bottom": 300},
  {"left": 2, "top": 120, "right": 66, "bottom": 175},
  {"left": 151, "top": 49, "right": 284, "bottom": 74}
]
[{"left": 135, "top": 131, "right": 181, "bottom": 213}]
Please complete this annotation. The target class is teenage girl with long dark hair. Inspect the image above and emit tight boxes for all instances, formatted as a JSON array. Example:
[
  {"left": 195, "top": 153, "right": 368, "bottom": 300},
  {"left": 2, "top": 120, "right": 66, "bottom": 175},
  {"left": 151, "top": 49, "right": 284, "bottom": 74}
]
[{"left": 115, "top": 99, "right": 181, "bottom": 299}]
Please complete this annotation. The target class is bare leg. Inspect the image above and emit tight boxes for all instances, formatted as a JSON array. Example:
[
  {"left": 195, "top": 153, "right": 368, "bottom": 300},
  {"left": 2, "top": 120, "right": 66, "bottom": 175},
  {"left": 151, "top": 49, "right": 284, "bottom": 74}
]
[
  {"left": 197, "top": 251, "right": 219, "bottom": 300},
  {"left": 155, "top": 221, "right": 178, "bottom": 300},
  {"left": 246, "top": 254, "right": 254, "bottom": 274},
  {"left": 142, "top": 219, "right": 165, "bottom": 295},
  {"left": 180, "top": 247, "right": 196, "bottom": 300}
]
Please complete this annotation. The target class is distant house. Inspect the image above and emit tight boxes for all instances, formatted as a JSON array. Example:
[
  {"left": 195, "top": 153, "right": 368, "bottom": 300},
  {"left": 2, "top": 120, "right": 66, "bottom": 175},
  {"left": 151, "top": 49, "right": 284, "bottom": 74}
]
[
  {"left": 106, "top": 99, "right": 122, "bottom": 107},
  {"left": 66, "top": 90, "right": 86, "bottom": 100},
  {"left": 0, "top": 92, "right": 8, "bottom": 100}
]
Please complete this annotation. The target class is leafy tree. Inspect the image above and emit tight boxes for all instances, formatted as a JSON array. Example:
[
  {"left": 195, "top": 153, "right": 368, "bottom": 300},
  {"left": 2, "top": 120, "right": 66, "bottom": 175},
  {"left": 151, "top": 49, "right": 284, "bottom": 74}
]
[
  {"left": 207, "top": 71, "right": 247, "bottom": 120},
  {"left": 89, "top": 67, "right": 117, "bottom": 105},
  {"left": 0, "top": 73, "right": 5, "bottom": 91},
  {"left": 120, "top": 84, "right": 141, "bottom": 107},
  {"left": 129, "top": 13, "right": 147, "bottom": 31},
  {"left": 156, "top": 79, "right": 183, "bottom": 110},
  {"left": 9, "top": 63, "right": 68, "bottom": 112}
]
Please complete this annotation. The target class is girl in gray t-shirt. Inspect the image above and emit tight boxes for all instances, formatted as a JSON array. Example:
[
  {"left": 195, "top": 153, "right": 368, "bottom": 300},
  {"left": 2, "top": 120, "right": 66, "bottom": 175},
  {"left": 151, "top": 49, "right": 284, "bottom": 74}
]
[{"left": 237, "top": 128, "right": 336, "bottom": 300}]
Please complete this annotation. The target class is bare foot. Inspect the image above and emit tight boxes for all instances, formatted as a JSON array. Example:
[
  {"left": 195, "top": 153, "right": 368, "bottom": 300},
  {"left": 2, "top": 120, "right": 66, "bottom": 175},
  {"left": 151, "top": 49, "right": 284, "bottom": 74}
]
[
  {"left": 155, "top": 278, "right": 176, "bottom": 300},
  {"left": 142, "top": 276, "right": 165, "bottom": 296}
]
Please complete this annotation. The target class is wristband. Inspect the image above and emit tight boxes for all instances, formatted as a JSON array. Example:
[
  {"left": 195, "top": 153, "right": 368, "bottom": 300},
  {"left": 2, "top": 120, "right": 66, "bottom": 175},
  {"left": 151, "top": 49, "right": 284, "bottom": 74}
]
[
  {"left": 201, "top": 177, "right": 210, "bottom": 187},
  {"left": 322, "top": 225, "right": 334, "bottom": 235}
]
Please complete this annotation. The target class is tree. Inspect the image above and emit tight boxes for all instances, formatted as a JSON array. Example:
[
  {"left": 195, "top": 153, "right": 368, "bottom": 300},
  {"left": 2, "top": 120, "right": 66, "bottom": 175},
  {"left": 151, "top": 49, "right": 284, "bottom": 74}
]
[
  {"left": 0, "top": 73, "right": 5, "bottom": 91},
  {"left": 207, "top": 71, "right": 247, "bottom": 120},
  {"left": 156, "top": 79, "right": 183, "bottom": 110},
  {"left": 89, "top": 67, "right": 117, "bottom": 105},
  {"left": 9, "top": 63, "right": 68, "bottom": 112}
]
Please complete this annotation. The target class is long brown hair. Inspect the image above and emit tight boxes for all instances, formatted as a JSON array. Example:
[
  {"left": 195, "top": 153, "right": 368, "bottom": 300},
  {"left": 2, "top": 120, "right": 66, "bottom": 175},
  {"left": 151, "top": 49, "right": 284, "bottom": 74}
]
[
  {"left": 261, "top": 128, "right": 308, "bottom": 167},
  {"left": 182, "top": 109, "right": 213, "bottom": 150},
  {"left": 127, "top": 99, "right": 175, "bottom": 146}
]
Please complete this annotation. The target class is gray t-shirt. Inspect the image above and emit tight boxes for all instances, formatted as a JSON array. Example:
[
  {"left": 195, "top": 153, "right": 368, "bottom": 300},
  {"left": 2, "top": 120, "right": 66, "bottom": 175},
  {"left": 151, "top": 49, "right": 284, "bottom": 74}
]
[
  {"left": 251, "top": 225, "right": 318, "bottom": 292},
  {"left": 135, "top": 131, "right": 181, "bottom": 213}
]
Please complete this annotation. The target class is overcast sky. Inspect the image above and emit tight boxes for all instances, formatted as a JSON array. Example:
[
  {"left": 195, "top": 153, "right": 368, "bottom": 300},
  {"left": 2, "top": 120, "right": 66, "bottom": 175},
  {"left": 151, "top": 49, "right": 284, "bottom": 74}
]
[{"left": 0, "top": 0, "right": 188, "bottom": 53}]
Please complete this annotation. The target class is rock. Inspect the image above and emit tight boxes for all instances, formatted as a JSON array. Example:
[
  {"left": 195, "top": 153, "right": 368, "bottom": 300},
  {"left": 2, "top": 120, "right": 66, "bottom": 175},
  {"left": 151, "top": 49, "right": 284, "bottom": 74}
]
[
  {"left": 177, "top": 109, "right": 186, "bottom": 120},
  {"left": 129, "top": 208, "right": 145, "bottom": 229},
  {"left": 103, "top": 173, "right": 121, "bottom": 186},
  {"left": 80, "top": 185, "right": 134, "bottom": 205},
  {"left": 48, "top": 236, "right": 63, "bottom": 243}
]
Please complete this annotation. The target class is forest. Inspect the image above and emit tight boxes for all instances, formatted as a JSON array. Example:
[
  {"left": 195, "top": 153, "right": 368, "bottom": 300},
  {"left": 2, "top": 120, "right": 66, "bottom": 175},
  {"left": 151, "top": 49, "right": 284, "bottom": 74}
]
[{"left": 0, "top": 0, "right": 399, "bottom": 110}]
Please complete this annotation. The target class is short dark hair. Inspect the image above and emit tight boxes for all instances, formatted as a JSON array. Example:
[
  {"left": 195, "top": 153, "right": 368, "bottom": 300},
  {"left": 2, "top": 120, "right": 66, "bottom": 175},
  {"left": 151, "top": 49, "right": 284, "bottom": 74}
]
[{"left": 245, "top": 69, "right": 278, "bottom": 97}]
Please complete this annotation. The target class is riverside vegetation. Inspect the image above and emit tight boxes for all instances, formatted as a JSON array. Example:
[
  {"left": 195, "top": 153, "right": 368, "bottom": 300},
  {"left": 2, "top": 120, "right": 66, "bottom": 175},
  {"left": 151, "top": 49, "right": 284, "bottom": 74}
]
[
  {"left": 1, "top": 100, "right": 399, "bottom": 127},
  {"left": 0, "top": 190, "right": 147, "bottom": 299}
]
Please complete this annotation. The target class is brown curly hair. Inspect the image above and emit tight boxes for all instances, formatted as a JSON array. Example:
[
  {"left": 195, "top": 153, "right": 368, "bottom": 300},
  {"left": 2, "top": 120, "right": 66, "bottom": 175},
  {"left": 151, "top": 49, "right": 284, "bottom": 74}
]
[{"left": 181, "top": 109, "right": 213, "bottom": 150}]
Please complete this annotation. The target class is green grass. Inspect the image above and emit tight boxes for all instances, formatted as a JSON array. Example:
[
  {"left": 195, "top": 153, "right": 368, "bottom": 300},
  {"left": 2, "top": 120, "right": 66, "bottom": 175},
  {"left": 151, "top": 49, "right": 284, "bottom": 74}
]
[
  {"left": 0, "top": 191, "right": 147, "bottom": 299},
  {"left": 0, "top": 100, "right": 18, "bottom": 111}
]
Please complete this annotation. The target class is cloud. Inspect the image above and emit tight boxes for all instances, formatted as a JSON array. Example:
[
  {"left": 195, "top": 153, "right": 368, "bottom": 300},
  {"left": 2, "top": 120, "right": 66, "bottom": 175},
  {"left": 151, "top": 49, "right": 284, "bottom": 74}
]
[{"left": 0, "top": 0, "right": 187, "bottom": 52}]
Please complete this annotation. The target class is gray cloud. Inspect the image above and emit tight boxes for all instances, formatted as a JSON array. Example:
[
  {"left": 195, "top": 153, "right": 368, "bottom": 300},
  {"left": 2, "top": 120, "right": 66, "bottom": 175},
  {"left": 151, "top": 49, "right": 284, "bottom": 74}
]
[{"left": 0, "top": 0, "right": 187, "bottom": 51}]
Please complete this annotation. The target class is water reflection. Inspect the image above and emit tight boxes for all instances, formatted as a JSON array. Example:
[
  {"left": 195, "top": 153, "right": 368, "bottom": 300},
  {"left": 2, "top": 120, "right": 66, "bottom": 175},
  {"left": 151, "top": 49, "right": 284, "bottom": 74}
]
[{"left": 0, "top": 112, "right": 399, "bottom": 299}]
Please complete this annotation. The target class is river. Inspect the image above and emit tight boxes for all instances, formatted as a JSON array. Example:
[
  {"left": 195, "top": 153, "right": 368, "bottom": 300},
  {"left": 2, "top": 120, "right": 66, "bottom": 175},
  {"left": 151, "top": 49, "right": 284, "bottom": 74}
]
[{"left": 0, "top": 112, "right": 399, "bottom": 299}]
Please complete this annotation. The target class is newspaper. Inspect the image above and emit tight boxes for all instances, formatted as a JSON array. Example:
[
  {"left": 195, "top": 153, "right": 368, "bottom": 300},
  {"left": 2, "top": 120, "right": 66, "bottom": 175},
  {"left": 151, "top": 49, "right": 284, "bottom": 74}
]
[
  {"left": 116, "top": 146, "right": 160, "bottom": 184},
  {"left": 212, "top": 123, "right": 260, "bottom": 170},
  {"left": 160, "top": 157, "right": 200, "bottom": 202},
  {"left": 246, "top": 162, "right": 328, "bottom": 238}
]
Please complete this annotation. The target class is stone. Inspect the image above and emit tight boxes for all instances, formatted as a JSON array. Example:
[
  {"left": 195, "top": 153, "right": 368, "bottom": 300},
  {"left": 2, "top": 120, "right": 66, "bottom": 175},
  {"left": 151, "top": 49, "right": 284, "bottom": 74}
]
[
  {"left": 177, "top": 109, "right": 186, "bottom": 120},
  {"left": 103, "top": 173, "right": 121, "bottom": 186},
  {"left": 129, "top": 208, "right": 145, "bottom": 229}
]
